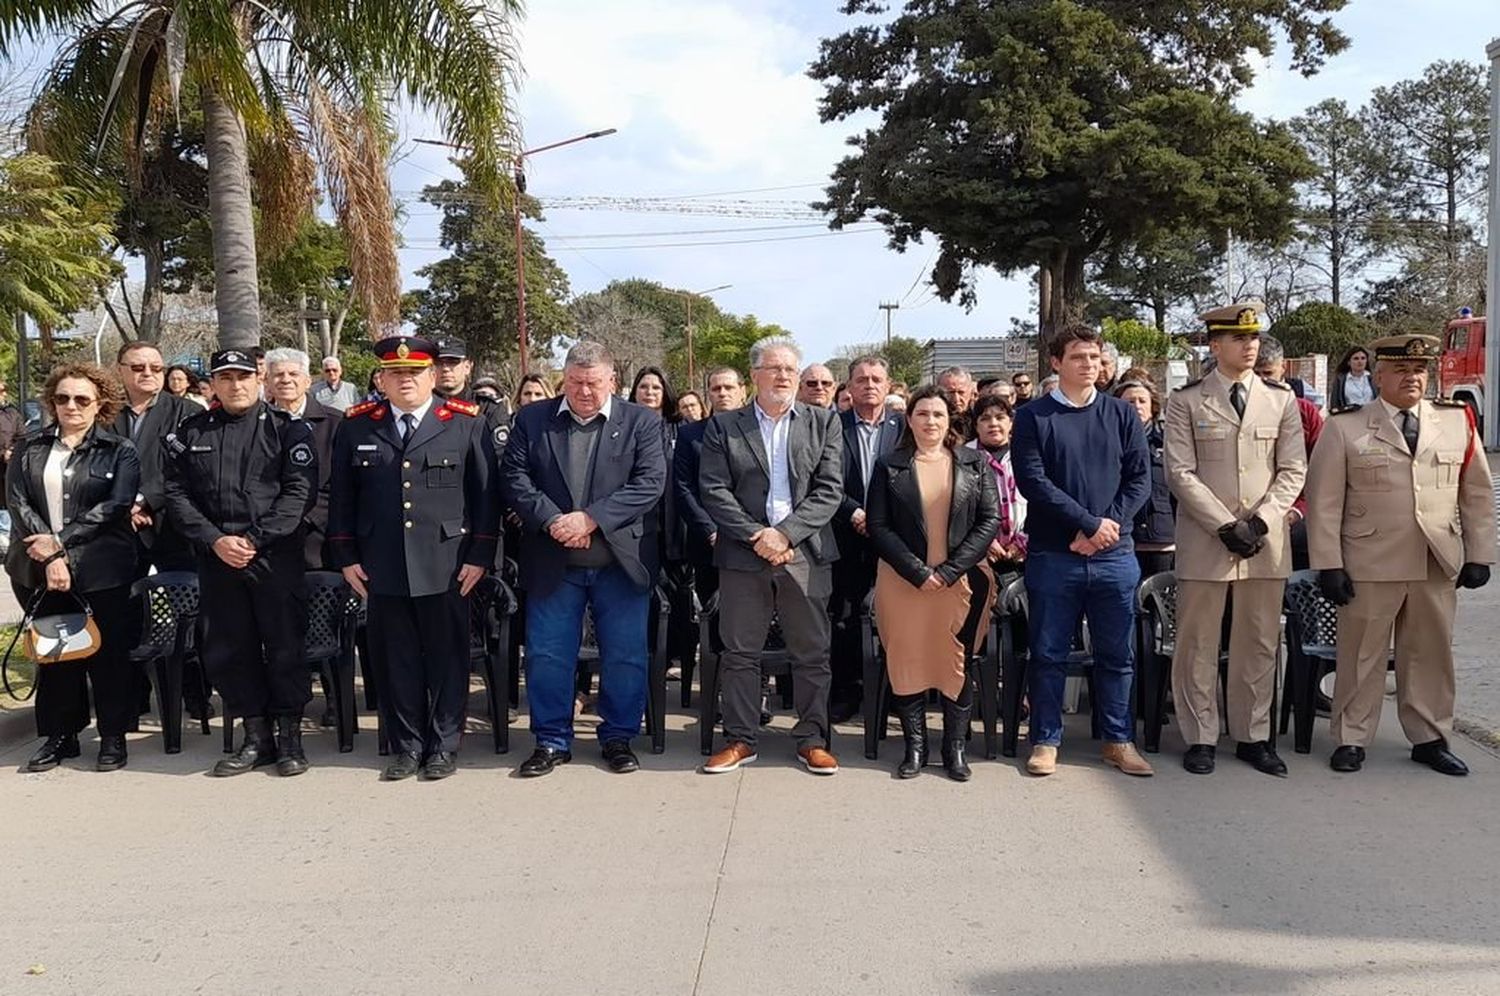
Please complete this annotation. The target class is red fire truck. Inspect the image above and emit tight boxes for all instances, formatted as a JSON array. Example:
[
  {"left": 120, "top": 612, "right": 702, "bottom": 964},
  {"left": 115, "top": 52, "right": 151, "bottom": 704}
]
[{"left": 1438, "top": 307, "right": 1488, "bottom": 429}]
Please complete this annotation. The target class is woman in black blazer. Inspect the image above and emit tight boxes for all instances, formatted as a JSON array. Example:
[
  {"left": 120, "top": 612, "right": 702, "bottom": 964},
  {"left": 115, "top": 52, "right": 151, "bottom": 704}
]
[
  {"left": 7, "top": 364, "right": 141, "bottom": 773},
  {"left": 867, "top": 385, "right": 1000, "bottom": 781}
]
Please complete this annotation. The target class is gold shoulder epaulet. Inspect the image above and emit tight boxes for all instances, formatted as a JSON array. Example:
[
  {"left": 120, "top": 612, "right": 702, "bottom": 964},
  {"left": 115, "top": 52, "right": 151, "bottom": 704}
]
[
  {"left": 444, "top": 398, "right": 480, "bottom": 416},
  {"left": 1432, "top": 397, "right": 1469, "bottom": 409},
  {"left": 1260, "top": 377, "right": 1291, "bottom": 391},
  {"left": 1329, "top": 405, "right": 1362, "bottom": 416}
]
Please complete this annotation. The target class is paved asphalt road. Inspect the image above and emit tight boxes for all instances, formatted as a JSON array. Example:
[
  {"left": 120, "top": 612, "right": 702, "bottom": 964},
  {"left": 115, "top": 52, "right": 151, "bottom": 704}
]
[{"left": 3, "top": 697, "right": 1500, "bottom": 995}]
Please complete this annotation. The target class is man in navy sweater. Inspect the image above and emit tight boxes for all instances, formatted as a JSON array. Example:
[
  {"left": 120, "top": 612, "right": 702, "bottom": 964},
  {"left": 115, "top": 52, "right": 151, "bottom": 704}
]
[{"left": 1011, "top": 325, "right": 1153, "bottom": 777}]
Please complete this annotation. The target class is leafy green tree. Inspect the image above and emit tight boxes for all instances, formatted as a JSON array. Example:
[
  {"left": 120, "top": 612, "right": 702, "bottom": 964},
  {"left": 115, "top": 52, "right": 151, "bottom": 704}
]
[
  {"left": 810, "top": 0, "right": 1344, "bottom": 355},
  {"left": 567, "top": 287, "right": 666, "bottom": 390},
  {"left": 692, "top": 315, "right": 792, "bottom": 393},
  {"left": 1268, "top": 301, "right": 1371, "bottom": 358},
  {"left": 4, "top": 0, "right": 525, "bottom": 347},
  {"left": 260, "top": 216, "right": 357, "bottom": 356},
  {"left": 403, "top": 170, "right": 570, "bottom": 374},
  {"left": 1088, "top": 228, "right": 1221, "bottom": 331},
  {"left": 596, "top": 279, "right": 733, "bottom": 388},
  {"left": 1102, "top": 316, "right": 1191, "bottom": 361},
  {"left": 0, "top": 153, "right": 117, "bottom": 329},
  {"left": 1366, "top": 60, "right": 1490, "bottom": 300},
  {"left": 1289, "top": 98, "right": 1390, "bottom": 307},
  {"left": 832, "top": 334, "right": 925, "bottom": 387}
]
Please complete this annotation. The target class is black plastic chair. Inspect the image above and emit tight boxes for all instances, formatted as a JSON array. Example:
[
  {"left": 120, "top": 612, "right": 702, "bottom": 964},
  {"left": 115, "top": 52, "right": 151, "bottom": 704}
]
[
  {"left": 470, "top": 574, "right": 518, "bottom": 754},
  {"left": 220, "top": 571, "right": 362, "bottom": 753},
  {"left": 1135, "top": 571, "right": 1177, "bottom": 753},
  {"left": 1281, "top": 569, "right": 1344, "bottom": 754},
  {"left": 129, "top": 571, "right": 202, "bottom": 753},
  {"left": 995, "top": 576, "right": 1100, "bottom": 757}
]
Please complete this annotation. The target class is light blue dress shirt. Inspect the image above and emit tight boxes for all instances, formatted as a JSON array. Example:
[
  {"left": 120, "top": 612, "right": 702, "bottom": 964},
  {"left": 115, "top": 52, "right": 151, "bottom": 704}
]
[{"left": 754, "top": 402, "right": 795, "bottom": 526}]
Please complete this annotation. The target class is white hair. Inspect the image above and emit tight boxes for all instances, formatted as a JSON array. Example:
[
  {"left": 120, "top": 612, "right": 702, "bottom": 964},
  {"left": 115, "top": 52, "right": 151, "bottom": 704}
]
[
  {"left": 749, "top": 336, "right": 802, "bottom": 369},
  {"left": 321, "top": 355, "right": 341, "bottom": 368},
  {"left": 265, "top": 347, "right": 310, "bottom": 375},
  {"left": 1100, "top": 342, "right": 1120, "bottom": 363}
]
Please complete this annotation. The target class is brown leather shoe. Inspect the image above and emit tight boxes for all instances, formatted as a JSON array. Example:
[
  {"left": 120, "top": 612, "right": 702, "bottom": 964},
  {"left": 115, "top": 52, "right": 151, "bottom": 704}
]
[
  {"left": 1026, "top": 745, "right": 1058, "bottom": 776},
  {"left": 1103, "top": 741, "right": 1154, "bottom": 777},
  {"left": 703, "top": 741, "right": 757, "bottom": 774},
  {"left": 797, "top": 746, "right": 839, "bottom": 775}
]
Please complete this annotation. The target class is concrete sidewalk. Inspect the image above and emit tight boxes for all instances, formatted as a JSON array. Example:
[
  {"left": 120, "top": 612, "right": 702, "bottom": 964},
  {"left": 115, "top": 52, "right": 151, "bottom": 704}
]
[{"left": 3, "top": 699, "right": 1499, "bottom": 995}]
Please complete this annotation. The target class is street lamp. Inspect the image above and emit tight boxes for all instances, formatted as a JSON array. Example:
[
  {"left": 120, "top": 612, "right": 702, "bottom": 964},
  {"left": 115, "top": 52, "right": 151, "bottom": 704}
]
[
  {"left": 679, "top": 284, "right": 731, "bottom": 385},
  {"left": 415, "top": 127, "right": 618, "bottom": 376}
]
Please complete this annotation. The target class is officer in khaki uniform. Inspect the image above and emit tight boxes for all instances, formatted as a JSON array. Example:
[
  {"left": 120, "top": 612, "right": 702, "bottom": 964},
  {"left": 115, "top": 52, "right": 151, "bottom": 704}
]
[
  {"left": 1165, "top": 301, "right": 1306, "bottom": 776},
  {"left": 1306, "top": 334, "right": 1494, "bottom": 776}
]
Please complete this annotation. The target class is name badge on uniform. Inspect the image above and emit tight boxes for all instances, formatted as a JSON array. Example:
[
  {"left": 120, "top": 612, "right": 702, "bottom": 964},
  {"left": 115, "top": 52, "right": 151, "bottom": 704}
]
[
  {"left": 356, "top": 444, "right": 378, "bottom": 451},
  {"left": 189, "top": 445, "right": 213, "bottom": 453}
]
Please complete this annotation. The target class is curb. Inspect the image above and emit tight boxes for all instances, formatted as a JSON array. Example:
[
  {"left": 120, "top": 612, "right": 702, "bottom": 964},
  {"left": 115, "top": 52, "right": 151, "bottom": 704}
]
[
  {"left": 1455, "top": 716, "right": 1500, "bottom": 755},
  {"left": 0, "top": 702, "right": 34, "bottom": 752}
]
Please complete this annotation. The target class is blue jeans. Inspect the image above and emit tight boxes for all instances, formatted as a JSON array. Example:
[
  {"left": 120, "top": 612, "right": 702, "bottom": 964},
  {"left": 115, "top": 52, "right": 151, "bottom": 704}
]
[
  {"left": 1024, "top": 548, "right": 1139, "bottom": 746},
  {"left": 525, "top": 564, "right": 649, "bottom": 751}
]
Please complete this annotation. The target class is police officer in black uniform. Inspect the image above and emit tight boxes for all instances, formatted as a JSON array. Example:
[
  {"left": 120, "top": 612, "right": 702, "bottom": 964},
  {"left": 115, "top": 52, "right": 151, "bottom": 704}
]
[
  {"left": 433, "top": 336, "right": 510, "bottom": 431},
  {"left": 327, "top": 335, "right": 500, "bottom": 781},
  {"left": 163, "top": 349, "right": 318, "bottom": 777}
]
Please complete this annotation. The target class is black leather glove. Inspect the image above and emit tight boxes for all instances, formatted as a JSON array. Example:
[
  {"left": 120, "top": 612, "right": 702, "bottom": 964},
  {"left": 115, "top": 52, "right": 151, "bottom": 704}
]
[
  {"left": 1217, "top": 519, "right": 1264, "bottom": 558},
  {"left": 1319, "top": 568, "right": 1356, "bottom": 606},
  {"left": 1456, "top": 563, "right": 1491, "bottom": 590}
]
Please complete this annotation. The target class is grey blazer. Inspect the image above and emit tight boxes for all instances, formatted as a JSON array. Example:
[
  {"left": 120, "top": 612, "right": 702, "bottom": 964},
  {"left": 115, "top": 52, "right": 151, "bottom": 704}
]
[{"left": 698, "top": 402, "right": 844, "bottom": 573}]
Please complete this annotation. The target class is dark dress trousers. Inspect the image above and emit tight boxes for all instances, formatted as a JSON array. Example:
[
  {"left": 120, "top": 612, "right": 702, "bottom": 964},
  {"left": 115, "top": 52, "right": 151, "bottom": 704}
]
[
  {"left": 829, "top": 408, "right": 904, "bottom": 703},
  {"left": 697, "top": 403, "right": 844, "bottom": 750},
  {"left": 327, "top": 397, "right": 499, "bottom": 755},
  {"left": 6, "top": 426, "right": 141, "bottom": 738},
  {"left": 163, "top": 402, "right": 317, "bottom": 719}
]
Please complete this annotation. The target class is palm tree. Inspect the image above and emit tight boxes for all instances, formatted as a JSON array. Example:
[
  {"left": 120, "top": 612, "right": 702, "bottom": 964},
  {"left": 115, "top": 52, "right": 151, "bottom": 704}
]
[{"left": 4, "top": 0, "right": 521, "bottom": 348}]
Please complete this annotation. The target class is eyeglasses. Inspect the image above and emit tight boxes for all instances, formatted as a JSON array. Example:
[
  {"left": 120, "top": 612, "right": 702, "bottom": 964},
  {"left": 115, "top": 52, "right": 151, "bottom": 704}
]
[
  {"left": 53, "top": 393, "right": 97, "bottom": 408},
  {"left": 1014, "top": 380, "right": 1031, "bottom": 386},
  {"left": 126, "top": 363, "right": 164, "bottom": 374},
  {"left": 323, "top": 367, "right": 339, "bottom": 373},
  {"left": 803, "top": 379, "right": 835, "bottom": 389}
]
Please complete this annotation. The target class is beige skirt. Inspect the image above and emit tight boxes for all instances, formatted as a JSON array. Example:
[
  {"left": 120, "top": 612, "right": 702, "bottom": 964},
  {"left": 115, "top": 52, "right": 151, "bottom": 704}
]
[{"left": 874, "top": 560, "right": 995, "bottom": 699}]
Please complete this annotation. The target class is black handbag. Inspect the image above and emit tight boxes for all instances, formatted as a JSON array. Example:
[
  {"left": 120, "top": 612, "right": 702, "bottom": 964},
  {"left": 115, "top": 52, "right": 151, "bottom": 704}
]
[{"left": 1, "top": 590, "right": 101, "bottom": 701}]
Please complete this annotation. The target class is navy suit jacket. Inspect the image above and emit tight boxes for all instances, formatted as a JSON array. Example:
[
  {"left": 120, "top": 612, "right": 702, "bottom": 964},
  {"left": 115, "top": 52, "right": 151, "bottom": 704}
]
[
  {"left": 499, "top": 397, "right": 666, "bottom": 596},
  {"left": 672, "top": 418, "right": 716, "bottom": 567},
  {"left": 833, "top": 408, "right": 904, "bottom": 561}
]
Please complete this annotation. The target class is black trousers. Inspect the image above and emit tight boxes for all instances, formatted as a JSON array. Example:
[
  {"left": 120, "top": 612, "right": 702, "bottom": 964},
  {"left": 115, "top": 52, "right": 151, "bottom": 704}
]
[
  {"left": 16, "top": 583, "right": 136, "bottom": 738},
  {"left": 198, "top": 551, "right": 310, "bottom": 719},
  {"left": 717, "top": 561, "right": 832, "bottom": 750},
  {"left": 367, "top": 588, "right": 470, "bottom": 755},
  {"left": 828, "top": 554, "right": 874, "bottom": 704}
]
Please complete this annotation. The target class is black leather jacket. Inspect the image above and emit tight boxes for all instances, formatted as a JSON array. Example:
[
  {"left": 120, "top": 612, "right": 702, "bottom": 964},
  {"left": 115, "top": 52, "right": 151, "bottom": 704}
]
[
  {"left": 866, "top": 445, "right": 1000, "bottom": 588},
  {"left": 5, "top": 425, "right": 142, "bottom": 592}
]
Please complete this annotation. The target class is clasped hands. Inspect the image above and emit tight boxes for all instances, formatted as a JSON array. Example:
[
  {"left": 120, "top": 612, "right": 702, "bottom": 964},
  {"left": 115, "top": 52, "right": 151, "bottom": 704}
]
[
  {"left": 750, "top": 526, "right": 794, "bottom": 567},
  {"left": 1217, "top": 515, "right": 1268, "bottom": 558},
  {"left": 548, "top": 511, "right": 598, "bottom": 550},
  {"left": 25, "top": 534, "right": 71, "bottom": 591},
  {"left": 1068, "top": 518, "right": 1120, "bottom": 557},
  {"left": 213, "top": 534, "right": 258, "bottom": 569}
]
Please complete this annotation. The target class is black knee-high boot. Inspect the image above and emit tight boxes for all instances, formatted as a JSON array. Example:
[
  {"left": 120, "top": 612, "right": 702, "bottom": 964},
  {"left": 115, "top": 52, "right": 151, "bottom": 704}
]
[
  {"left": 894, "top": 694, "right": 928, "bottom": 778},
  {"left": 941, "top": 693, "right": 972, "bottom": 782}
]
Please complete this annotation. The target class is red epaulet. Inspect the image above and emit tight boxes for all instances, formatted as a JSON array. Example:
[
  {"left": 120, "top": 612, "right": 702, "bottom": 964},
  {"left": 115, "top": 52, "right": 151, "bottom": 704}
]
[
  {"left": 208, "top": 401, "right": 222, "bottom": 411},
  {"left": 443, "top": 399, "right": 480, "bottom": 417},
  {"left": 345, "top": 400, "right": 379, "bottom": 419}
]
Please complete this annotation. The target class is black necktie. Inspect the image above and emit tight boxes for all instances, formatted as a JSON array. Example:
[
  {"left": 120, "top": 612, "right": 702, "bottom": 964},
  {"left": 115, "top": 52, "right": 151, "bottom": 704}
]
[
  {"left": 400, "top": 412, "right": 416, "bottom": 445},
  {"left": 1230, "top": 382, "right": 1246, "bottom": 419},
  {"left": 1400, "top": 409, "right": 1419, "bottom": 454}
]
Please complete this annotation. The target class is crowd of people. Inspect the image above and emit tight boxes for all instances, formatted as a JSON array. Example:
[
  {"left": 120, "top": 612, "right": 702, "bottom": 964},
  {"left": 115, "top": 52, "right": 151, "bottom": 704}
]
[{"left": 5, "top": 300, "right": 1494, "bottom": 785}]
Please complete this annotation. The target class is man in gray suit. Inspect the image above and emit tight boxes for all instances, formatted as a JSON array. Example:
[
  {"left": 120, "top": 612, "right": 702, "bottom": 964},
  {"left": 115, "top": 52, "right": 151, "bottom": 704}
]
[{"left": 698, "top": 337, "right": 845, "bottom": 775}]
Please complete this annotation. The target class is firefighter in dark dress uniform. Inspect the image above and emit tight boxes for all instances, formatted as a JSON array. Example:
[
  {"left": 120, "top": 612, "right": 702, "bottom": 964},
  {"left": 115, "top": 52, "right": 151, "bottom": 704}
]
[
  {"left": 327, "top": 335, "right": 500, "bottom": 781},
  {"left": 163, "top": 349, "right": 318, "bottom": 777}
]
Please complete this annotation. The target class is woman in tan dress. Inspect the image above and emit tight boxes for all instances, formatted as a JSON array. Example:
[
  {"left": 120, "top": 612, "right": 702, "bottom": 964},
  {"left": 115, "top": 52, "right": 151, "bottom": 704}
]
[{"left": 868, "top": 385, "right": 1000, "bottom": 781}]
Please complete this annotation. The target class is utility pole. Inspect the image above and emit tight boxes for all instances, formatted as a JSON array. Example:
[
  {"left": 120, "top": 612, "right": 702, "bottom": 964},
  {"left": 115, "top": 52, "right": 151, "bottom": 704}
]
[
  {"left": 879, "top": 302, "right": 900, "bottom": 346},
  {"left": 1485, "top": 37, "right": 1500, "bottom": 449}
]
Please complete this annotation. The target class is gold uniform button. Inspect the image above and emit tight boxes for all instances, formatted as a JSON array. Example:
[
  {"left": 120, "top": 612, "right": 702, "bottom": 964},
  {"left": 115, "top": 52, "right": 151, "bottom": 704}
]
[
  {"left": 405, "top": 521, "right": 413, "bottom": 529},
  {"left": 403, "top": 481, "right": 411, "bottom": 489},
  {"left": 402, "top": 460, "right": 411, "bottom": 469},
  {"left": 403, "top": 501, "right": 412, "bottom": 509}
]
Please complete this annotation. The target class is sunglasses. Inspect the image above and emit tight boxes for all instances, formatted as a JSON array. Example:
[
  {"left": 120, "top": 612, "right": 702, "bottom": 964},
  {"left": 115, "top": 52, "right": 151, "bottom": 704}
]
[
  {"left": 126, "top": 363, "right": 164, "bottom": 374},
  {"left": 803, "top": 379, "right": 835, "bottom": 389},
  {"left": 54, "top": 393, "right": 97, "bottom": 408}
]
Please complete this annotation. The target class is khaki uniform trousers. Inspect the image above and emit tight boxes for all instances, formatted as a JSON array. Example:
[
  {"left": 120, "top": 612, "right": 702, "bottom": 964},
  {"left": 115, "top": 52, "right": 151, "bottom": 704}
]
[
  {"left": 1171, "top": 579, "right": 1284, "bottom": 745},
  {"left": 1332, "top": 554, "right": 1455, "bottom": 748}
]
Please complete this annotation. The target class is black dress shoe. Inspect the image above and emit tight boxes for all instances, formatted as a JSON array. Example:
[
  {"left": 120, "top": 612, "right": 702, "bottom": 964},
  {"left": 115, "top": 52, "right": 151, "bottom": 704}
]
[
  {"left": 1235, "top": 740, "right": 1288, "bottom": 777},
  {"left": 1182, "top": 744, "right": 1216, "bottom": 775},
  {"left": 319, "top": 706, "right": 337, "bottom": 729},
  {"left": 26, "top": 734, "right": 81, "bottom": 772},
  {"left": 1411, "top": 739, "right": 1468, "bottom": 776},
  {"left": 96, "top": 735, "right": 128, "bottom": 771},
  {"left": 518, "top": 747, "right": 572, "bottom": 778},
  {"left": 1330, "top": 745, "right": 1365, "bottom": 772},
  {"left": 382, "top": 751, "right": 422, "bottom": 781},
  {"left": 423, "top": 751, "right": 458, "bottom": 780},
  {"left": 602, "top": 740, "right": 639, "bottom": 774}
]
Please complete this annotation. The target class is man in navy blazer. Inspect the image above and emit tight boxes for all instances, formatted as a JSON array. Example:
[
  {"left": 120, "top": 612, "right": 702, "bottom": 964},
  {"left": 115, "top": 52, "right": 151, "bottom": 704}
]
[
  {"left": 499, "top": 341, "right": 667, "bottom": 777},
  {"left": 673, "top": 366, "right": 748, "bottom": 602},
  {"left": 828, "top": 355, "right": 904, "bottom": 722}
]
